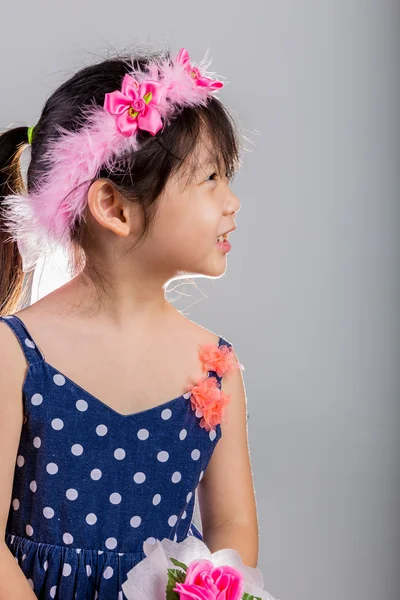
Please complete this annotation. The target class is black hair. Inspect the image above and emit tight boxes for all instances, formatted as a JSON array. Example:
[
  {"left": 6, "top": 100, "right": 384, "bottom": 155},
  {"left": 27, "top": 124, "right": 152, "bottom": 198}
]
[{"left": 0, "top": 44, "right": 244, "bottom": 316}]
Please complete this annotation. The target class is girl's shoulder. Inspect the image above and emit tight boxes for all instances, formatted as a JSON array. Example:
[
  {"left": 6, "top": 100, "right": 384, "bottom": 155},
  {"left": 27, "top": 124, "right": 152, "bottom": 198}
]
[{"left": 178, "top": 316, "right": 232, "bottom": 349}]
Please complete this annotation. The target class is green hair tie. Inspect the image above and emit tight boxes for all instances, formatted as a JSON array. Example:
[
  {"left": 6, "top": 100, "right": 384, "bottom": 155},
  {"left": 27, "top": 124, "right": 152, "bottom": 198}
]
[{"left": 27, "top": 125, "right": 35, "bottom": 145}]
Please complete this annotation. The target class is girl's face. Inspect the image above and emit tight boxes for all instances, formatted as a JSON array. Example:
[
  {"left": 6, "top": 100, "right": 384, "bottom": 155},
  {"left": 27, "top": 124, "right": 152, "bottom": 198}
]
[{"left": 141, "top": 145, "right": 241, "bottom": 280}]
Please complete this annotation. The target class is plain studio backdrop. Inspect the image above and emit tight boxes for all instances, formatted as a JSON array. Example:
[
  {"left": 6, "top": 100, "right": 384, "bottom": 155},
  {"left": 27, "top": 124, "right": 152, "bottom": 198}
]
[{"left": 1, "top": 2, "right": 399, "bottom": 600}]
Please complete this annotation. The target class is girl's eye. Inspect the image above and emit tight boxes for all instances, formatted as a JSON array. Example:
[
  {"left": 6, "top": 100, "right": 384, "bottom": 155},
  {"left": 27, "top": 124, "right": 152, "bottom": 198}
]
[{"left": 206, "top": 172, "right": 219, "bottom": 182}]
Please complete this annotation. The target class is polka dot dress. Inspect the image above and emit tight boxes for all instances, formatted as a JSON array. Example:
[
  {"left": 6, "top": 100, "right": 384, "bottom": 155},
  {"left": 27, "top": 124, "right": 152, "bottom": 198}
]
[{"left": 0, "top": 315, "right": 229, "bottom": 599}]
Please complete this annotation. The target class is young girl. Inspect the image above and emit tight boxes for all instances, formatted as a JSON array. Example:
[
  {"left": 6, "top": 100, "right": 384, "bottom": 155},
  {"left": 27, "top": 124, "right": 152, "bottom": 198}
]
[{"left": 0, "top": 44, "right": 257, "bottom": 599}]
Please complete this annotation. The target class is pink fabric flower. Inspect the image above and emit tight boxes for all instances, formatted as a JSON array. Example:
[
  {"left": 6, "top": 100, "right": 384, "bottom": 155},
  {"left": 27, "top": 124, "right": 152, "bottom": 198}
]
[
  {"left": 173, "top": 558, "right": 244, "bottom": 599},
  {"left": 103, "top": 74, "right": 164, "bottom": 137},
  {"left": 176, "top": 48, "right": 224, "bottom": 90}
]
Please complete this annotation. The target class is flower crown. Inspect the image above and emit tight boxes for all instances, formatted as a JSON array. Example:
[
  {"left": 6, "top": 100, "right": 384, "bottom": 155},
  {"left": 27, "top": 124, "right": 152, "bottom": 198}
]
[{"left": 2, "top": 47, "right": 225, "bottom": 273}]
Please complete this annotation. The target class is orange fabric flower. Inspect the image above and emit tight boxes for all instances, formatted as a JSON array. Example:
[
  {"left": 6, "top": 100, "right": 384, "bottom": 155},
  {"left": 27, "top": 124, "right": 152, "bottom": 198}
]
[
  {"left": 189, "top": 375, "right": 232, "bottom": 432},
  {"left": 183, "top": 341, "right": 244, "bottom": 432},
  {"left": 198, "top": 343, "right": 242, "bottom": 377}
]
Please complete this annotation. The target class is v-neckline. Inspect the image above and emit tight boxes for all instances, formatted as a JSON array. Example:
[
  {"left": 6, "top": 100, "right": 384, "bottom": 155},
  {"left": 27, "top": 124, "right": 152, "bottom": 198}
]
[
  {"left": 37, "top": 340, "right": 222, "bottom": 420},
  {"left": 11, "top": 314, "right": 223, "bottom": 420}
]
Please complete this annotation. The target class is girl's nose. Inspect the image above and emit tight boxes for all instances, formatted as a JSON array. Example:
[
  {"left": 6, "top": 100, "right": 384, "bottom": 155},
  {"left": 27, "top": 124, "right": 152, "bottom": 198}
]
[{"left": 227, "top": 188, "right": 241, "bottom": 215}]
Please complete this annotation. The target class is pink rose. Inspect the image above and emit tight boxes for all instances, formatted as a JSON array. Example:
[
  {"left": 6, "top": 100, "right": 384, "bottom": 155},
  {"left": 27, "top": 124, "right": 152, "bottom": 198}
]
[{"left": 173, "top": 558, "right": 244, "bottom": 599}]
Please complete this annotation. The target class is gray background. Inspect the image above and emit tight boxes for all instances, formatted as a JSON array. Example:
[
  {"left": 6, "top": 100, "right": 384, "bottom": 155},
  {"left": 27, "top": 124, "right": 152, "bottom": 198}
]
[{"left": 1, "top": 2, "right": 399, "bottom": 599}]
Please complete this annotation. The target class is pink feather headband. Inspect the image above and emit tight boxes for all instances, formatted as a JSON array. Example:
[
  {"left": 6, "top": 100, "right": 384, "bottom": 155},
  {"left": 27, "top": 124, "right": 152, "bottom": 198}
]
[{"left": 2, "top": 47, "right": 225, "bottom": 273}]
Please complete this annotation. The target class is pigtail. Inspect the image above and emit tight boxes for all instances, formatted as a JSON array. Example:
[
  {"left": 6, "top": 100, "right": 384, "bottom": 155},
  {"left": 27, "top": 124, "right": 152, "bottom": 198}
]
[{"left": 0, "top": 126, "right": 33, "bottom": 315}]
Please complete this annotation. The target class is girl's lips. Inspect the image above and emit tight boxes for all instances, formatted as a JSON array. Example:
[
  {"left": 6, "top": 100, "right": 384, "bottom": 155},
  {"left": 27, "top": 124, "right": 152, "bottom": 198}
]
[{"left": 216, "top": 239, "right": 231, "bottom": 252}]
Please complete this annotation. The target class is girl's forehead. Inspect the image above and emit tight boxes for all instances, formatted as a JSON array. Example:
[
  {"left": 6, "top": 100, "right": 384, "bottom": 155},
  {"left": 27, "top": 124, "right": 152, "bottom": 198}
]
[{"left": 191, "top": 146, "right": 221, "bottom": 174}]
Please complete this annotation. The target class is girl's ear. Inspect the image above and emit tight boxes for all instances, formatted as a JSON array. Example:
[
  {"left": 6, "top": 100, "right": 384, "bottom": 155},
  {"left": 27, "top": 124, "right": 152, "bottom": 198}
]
[{"left": 86, "top": 179, "right": 132, "bottom": 238}]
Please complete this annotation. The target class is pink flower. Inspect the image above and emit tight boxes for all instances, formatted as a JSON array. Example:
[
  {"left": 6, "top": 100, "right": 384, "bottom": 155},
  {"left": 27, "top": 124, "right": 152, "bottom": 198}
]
[
  {"left": 103, "top": 74, "right": 164, "bottom": 137},
  {"left": 173, "top": 558, "right": 244, "bottom": 600},
  {"left": 176, "top": 48, "right": 224, "bottom": 90},
  {"left": 189, "top": 376, "right": 232, "bottom": 432}
]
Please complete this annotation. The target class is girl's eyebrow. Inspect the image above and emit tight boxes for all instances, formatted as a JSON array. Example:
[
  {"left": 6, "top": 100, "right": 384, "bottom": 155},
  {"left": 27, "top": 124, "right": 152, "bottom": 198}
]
[{"left": 200, "top": 159, "right": 217, "bottom": 170}]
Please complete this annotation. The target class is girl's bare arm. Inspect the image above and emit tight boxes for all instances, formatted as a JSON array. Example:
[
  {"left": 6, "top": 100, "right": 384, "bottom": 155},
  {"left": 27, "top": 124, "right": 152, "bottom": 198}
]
[
  {"left": 0, "top": 323, "right": 37, "bottom": 599},
  {"left": 197, "top": 348, "right": 259, "bottom": 568}
]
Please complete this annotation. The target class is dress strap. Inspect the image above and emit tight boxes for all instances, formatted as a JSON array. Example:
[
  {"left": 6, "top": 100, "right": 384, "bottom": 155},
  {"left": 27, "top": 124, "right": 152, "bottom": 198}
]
[
  {"left": 0, "top": 315, "right": 45, "bottom": 366},
  {"left": 212, "top": 336, "right": 249, "bottom": 421}
]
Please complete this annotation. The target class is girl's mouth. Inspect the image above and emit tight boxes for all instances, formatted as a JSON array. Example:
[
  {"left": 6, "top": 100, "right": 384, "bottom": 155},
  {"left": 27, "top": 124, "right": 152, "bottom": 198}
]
[{"left": 215, "top": 234, "right": 231, "bottom": 252}]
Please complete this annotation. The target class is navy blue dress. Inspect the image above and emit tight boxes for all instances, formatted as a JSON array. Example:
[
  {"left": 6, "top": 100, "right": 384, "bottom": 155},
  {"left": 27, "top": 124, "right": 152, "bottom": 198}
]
[{"left": 0, "top": 314, "right": 230, "bottom": 599}]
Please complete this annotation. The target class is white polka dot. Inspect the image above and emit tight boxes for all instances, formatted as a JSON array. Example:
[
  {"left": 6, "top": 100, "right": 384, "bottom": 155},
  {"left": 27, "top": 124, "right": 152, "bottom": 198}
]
[
  {"left": 43, "top": 560, "right": 48, "bottom": 571},
  {"left": 137, "top": 428, "right": 149, "bottom": 440},
  {"left": 86, "top": 565, "right": 92, "bottom": 576},
  {"left": 43, "top": 507, "right": 54, "bottom": 519},
  {"left": 31, "top": 393, "right": 43, "bottom": 406},
  {"left": 183, "top": 391, "right": 191, "bottom": 399},
  {"left": 90, "top": 469, "right": 102, "bottom": 480},
  {"left": 53, "top": 374, "right": 66, "bottom": 386},
  {"left": 16, "top": 455, "right": 25, "bottom": 467},
  {"left": 63, "top": 532, "right": 74, "bottom": 544},
  {"left": 96, "top": 424, "right": 108, "bottom": 436},
  {"left": 98, "top": 551, "right": 103, "bottom": 555},
  {"left": 168, "top": 515, "right": 178, "bottom": 527},
  {"left": 145, "top": 536, "right": 156, "bottom": 545},
  {"left": 86, "top": 513, "right": 97, "bottom": 525},
  {"left": 152, "top": 494, "right": 161, "bottom": 505},
  {"left": 130, "top": 516, "right": 141, "bottom": 528},
  {"left": 103, "top": 566, "right": 114, "bottom": 579},
  {"left": 25, "top": 338, "right": 35, "bottom": 348},
  {"left": 26, "top": 524, "right": 33, "bottom": 536},
  {"left": 161, "top": 408, "right": 172, "bottom": 420},
  {"left": 33, "top": 436, "right": 41, "bottom": 448},
  {"left": 94, "top": 592, "right": 98, "bottom": 600},
  {"left": 182, "top": 510, "right": 187, "bottom": 519},
  {"left": 22, "top": 554, "right": 26, "bottom": 561},
  {"left": 51, "top": 418, "right": 64, "bottom": 430},
  {"left": 133, "top": 472, "right": 146, "bottom": 484},
  {"left": 191, "top": 449, "right": 201, "bottom": 461},
  {"left": 174, "top": 532, "right": 178, "bottom": 542},
  {"left": 27, "top": 577, "right": 34, "bottom": 590},
  {"left": 66, "top": 488, "right": 78, "bottom": 501},
  {"left": 209, "top": 429, "right": 217, "bottom": 441},
  {"left": 76, "top": 399, "right": 88, "bottom": 411},
  {"left": 62, "top": 563, "right": 72, "bottom": 576},
  {"left": 179, "top": 429, "right": 187, "bottom": 440},
  {"left": 157, "top": 450, "right": 169, "bottom": 462},
  {"left": 105, "top": 537, "right": 117, "bottom": 550},
  {"left": 186, "top": 491, "right": 193, "bottom": 503},
  {"left": 171, "top": 471, "right": 181, "bottom": 483},
  {"left": 71, "top": 444, "right": 83, "bottom": 456},
  {"left": 114, "top": 448, "right": 126, "bottom": 460},
  {"left": 46, "top": 462, "right": 58, "bottom": 475},
  {"left": 109, "top": 493, "right": 121, "bottom": 505},
  {"left": 195, "top": 408, "right": 203, "bottom": 418},
  {"left": 12, "top": 499, "right": 19, "bottom": 510},
  {"left": 118, "top": 592, "right": 123, "bottom": 600},
  {"left": 76, "top": 549, "right": 81, "bottom": 554},
  {"left": 199, "top": 470, "right": 204, "bottom": 481},
  {"left": 50, "top": 585, "right": 57, "bottom": 598}
]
